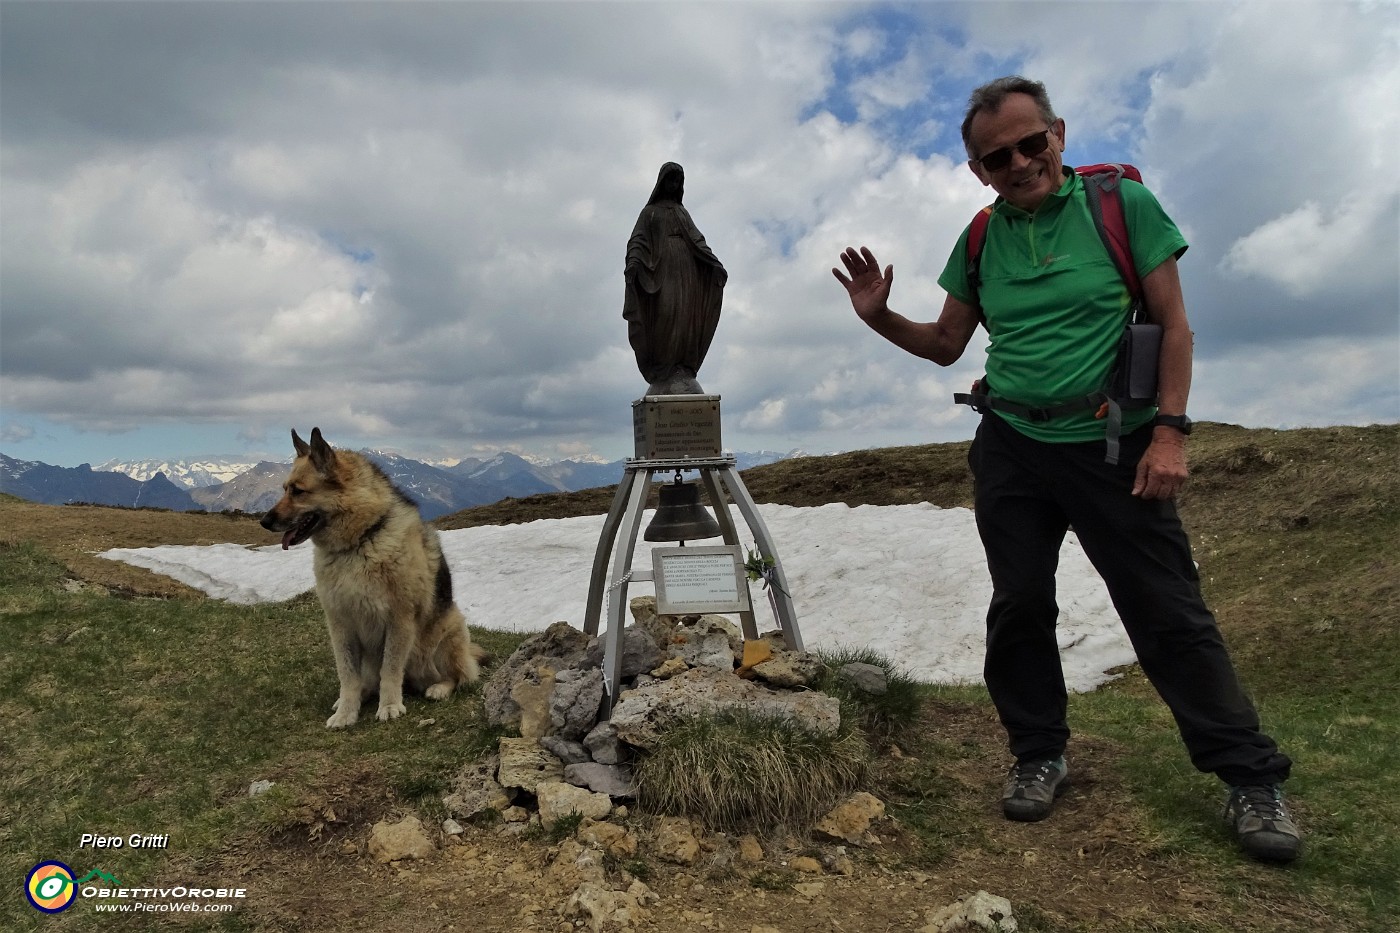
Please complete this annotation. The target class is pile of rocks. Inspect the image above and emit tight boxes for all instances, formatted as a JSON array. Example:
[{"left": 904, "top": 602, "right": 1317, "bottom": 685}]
[
  {"left": 359, "top": 597, "right": 1019, "bottom": 933},
  {"left": 445, "top": 596, "right": 890, "bottom": 830},
  {"left": 431, "top": 596, "right": 896, "bottom": 823}
]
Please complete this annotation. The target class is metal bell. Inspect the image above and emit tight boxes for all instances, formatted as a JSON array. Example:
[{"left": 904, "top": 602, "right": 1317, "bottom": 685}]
[{"left": 644, "top": 478, "right": 722, "bottom": 543}]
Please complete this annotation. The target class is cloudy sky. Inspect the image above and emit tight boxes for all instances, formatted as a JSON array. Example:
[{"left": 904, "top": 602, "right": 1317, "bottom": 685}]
[{"left": 3, "top": 0, "right": 1396, "bottom": 468}]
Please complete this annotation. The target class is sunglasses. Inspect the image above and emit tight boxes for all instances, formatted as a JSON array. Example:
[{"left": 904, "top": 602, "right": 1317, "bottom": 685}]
[{"left": 975, "top": 127, "right": 1055, "bottom": 173}]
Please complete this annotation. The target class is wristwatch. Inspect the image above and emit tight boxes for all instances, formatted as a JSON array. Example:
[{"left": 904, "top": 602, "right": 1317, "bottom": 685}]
[{"left": 1153, "top": 414, "right": 1193, "bottom": 435}]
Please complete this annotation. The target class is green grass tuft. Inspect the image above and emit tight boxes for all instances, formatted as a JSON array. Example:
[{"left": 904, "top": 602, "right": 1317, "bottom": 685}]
[
  {"left": 633, "top": 711, "right": 870, "bottom": 834},
  {"left": 810, "top": 645, "right": 925, "bottom": 742},
  {"left": 520, "top": 811, "right": 583, "bottom": 844}
]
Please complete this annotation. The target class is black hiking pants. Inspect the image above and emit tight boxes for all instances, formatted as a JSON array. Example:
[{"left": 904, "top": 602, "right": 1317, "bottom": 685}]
[{"left": 968, "top": 413, "right": 1292, "bottom": 787}]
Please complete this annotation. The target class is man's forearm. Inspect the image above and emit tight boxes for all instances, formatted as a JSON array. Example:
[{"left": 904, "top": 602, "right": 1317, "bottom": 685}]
[
  {"left": 1155, "top": 320, "right": 1194, "bottom": 417},
  {"left": 864, "top": 295, "right": 979, "bottom": 367},
  {"left": 863, "top": 307, "right": 943, "bottom": 362}
]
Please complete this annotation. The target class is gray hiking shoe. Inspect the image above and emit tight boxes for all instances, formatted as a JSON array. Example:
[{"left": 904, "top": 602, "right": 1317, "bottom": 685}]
[
  {"left": 1225, "top": 784, "right": 1301, "bottom": 863},
  {"left": 1002, "top": 756, "right": 1069, "bottom": 822}
]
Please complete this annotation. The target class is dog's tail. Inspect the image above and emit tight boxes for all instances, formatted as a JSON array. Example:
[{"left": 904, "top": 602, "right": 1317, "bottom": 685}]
[{"left": 465, "top": 642, "right": 491, "bottom": 683}]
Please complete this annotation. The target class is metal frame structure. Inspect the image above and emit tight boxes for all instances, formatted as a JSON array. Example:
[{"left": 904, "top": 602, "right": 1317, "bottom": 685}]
[{"left": 583, "top": 454, "right": 801, "bottom": 711}]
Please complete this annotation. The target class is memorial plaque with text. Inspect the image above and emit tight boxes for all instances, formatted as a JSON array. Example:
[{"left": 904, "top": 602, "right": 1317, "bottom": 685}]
[
  {"left": 633, "top": 395, "right": 721, "bottom": 460},
  {"left": 651, "top": 545, "right": 751, "bottom": 614}
]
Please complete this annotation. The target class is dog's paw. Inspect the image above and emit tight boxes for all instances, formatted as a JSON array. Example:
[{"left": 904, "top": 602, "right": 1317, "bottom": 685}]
[
  {"left": 376, "top": 701, "right": 407, "bottom": 721},
  {"left": 425, "top": 682, "right": 453, "bottom": 701},
  {"left": 326, "top": 709, "right": 358, "bottom": 729}
]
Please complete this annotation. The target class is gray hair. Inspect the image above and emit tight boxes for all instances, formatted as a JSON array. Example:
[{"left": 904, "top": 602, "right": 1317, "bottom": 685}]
[{"left": 960, "top": 76, "right": 1058, "bottom": 158}]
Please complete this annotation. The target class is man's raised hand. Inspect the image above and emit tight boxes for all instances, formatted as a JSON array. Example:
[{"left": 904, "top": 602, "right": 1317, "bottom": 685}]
[{"left": 833, "top": 246, "right": 894, "bottom": 323}]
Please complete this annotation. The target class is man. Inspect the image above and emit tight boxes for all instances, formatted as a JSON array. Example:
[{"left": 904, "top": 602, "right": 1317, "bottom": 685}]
[{"left": 833, "top": 76, "right": 1300, "bottom": 863}]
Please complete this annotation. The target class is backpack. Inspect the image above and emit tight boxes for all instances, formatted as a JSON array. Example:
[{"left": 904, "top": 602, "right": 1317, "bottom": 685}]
[{"left": 953, "top": 163, "right": 1160, "bottom": 465}]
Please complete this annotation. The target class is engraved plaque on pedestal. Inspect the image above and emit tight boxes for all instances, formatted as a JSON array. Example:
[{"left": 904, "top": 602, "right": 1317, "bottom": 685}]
[
  {"left": 632, "top": 395, "right": 721, "bottom": 460},
  {"left": 652, "top": 545, "right": 752, "bottom": 615}
]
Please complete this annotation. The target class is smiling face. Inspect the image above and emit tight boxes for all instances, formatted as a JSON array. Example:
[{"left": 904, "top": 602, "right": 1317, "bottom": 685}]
[{"left": 967, "top": 92, "right": 1067, "bottom": 213}]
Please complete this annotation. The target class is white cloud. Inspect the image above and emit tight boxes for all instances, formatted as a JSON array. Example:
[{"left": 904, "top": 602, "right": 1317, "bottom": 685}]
[
  {"left": 1, "top": 422, "right": 36, "bottom": 444},
  {"left": 739, "top": 397, "right": 789, "bottom": 433},
  {"left": 1, "top": 1, "right": 1394, "bottom": 468},
  {"left": 1220, "top": 195, "right": 1397, "bottom": 300},
  {"left": 841, "top": 24, "right": 887, "bottom": 62},
  {"left": 849, "top": 48, "right": 929, "bottom": 121},
  {"left": 1192, "top": 335, "right": 1400, "bottom": 429}
]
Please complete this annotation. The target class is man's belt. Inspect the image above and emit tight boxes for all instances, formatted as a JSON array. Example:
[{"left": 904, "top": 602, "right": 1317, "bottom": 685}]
[{"left": 954, "top": 378, "right": 1136, "bottom": 465}]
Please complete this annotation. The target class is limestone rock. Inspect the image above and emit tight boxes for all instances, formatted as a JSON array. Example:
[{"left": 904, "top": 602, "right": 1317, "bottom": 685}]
[
  {"left": 629, "top": 594, "right": 658, "bottom": 624},
  {"left": 367, "top": 815, "right": 434, "bottom": 863},
  {"left": 540, "top": 735, "right": 591, "bottom": 764},
  {"left": 650, "top": 657, "right": 689, "bottom": 679},
  {"left": 609, "top": 667, "right": 841, "bottom": 751},
  {"left": 651, "top": 815, "right": 701, "bottom": 865},
  {"left": 484, "top": 621, "right": 591, "bottom": 729},
  {"left": 751, "top": 651, "right": 825, "bottom": 688},
  {"left": 565, "top": 878, "right": 657, "bottom": 933},
  {"left": 565, "top": 762, "right": 637, "bottom": 798},
  {"left": 582, "top": 719, "right": 629, "bottom": 765},
  {"left": 578, "top": 819, "right": 639, "bottom": 858},
  {"left": 550, "top": 667, "right": 606, "bottom": 740},
  {"left": 536, "top": 780, "right": 614, "bottom": 828},
  {"left": 628, "top": 595, "right": 679, "bottom": 649},
  {"left": 735, "top": 639, "right": 773, "bottom": 678},
  {"left": 813, "top": 791, "right": 886, "bottom": 846},
  {"left": 921, "top": 890, "right": 1018, "bottom": 933},
  {"left": 671, "top": 616, "right": 742, "bottom": 670},
  {"left": 837, "top": 661, "right": 889, "bottom": 695},
  {"left": 497, "top": 737, "right": 564, "bottom": 793},
  {"left": 582, "top": 625, "right": 665, "bottom": 680},
  {"left": 442, "top": 755, "right": 513, "bottom": 819},
  {"left": 511, "top": 663, "right": 557, "bottom": 738}
]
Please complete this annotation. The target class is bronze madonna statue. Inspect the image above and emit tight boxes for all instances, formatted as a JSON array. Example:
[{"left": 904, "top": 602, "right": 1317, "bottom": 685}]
[{"left": 623, "top": 162, "right": 727, "bottom": 396}]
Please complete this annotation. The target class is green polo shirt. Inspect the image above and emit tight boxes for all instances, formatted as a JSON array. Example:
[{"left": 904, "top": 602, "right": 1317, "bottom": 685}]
[{"left": 939, "top": 170, "right": 1188, "bottom": 443}]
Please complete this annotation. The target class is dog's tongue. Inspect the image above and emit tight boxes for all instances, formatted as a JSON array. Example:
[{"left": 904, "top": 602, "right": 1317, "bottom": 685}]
[{"left": 281, "top": 529, "right": 297, "bottom": 550}]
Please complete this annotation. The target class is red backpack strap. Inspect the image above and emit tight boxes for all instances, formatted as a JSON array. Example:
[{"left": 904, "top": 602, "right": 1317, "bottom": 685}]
[
  {"left": 964, "top": 204, "right": 995, "bottom": 301},
  {"left": 1078, "top": 162, "right": 1143, "bottom": 185},
  {"left": 1077, "top": 164, "right": 1142, "bottom": 310}
]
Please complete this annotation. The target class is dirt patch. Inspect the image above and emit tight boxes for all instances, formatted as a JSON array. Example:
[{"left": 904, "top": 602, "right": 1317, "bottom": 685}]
[{"left": 120, "top": 698, "right": 1338, "bottom": 933}]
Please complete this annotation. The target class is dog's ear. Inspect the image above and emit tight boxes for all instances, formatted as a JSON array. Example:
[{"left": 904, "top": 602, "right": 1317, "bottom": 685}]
[
  {"left": 307, "top": 427, "right": 336, "bottom": 473},
  {"left": 291, "top": 429, "right": 310, "bottom": 459}
]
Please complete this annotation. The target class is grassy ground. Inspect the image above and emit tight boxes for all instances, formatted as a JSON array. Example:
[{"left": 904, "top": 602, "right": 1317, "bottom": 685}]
[{"left": 1, "top": 422, "right": 1396, "bottom": 931}]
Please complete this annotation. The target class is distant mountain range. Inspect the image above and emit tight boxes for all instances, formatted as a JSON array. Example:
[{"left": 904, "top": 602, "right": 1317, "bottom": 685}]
[
  {"left": 1, "top": 457, "right": 200, "bottom": 512},
  {"left": 1, "top": 449, "right": 805, "bottom": 520},
  {"left": 92, "top": 458, "right": 258, "bottom": 487}
]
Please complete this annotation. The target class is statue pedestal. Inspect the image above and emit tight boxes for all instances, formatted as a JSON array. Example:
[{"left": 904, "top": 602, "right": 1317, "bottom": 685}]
[{"left": 585, "top": 399, "right": 802, "bottom": 713}]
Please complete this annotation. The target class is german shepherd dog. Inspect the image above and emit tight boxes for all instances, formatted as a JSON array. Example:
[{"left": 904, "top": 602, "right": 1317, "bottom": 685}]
[{"left": 261, "top": 428, "right": 483, "bottom": 728}]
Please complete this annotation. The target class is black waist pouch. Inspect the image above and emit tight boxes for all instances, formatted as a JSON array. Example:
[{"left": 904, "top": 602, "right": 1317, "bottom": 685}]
[{"left": 1109, "top": 323, "right": 1161, "bottom": 405}]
